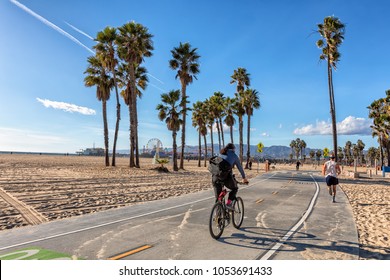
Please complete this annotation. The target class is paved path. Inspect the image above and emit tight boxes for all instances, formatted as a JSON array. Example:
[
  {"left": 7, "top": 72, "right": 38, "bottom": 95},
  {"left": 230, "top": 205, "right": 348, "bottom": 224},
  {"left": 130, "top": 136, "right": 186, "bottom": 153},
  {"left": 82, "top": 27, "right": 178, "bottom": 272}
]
[{"left": 0, "top": 171, "right": 359, "bottom": 260}]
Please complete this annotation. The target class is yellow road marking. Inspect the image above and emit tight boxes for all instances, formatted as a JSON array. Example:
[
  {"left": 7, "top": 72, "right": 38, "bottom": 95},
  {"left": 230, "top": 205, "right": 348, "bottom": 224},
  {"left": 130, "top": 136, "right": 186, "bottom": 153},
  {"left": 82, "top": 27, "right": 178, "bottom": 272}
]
[
  {"left": 272, "top": 191, "right": 279, "bottom": 195},
  {"left": 255, "top": 199, "right": 264, "bottom": 204},
  {"left": 108, "top": 245, "right": 152, "bottom": 260}
]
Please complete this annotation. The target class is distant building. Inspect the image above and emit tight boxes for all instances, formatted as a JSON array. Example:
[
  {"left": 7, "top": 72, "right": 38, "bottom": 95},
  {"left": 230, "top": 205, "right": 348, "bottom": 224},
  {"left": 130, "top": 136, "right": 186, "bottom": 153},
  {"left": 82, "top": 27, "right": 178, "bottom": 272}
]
[{"left": 76, "top": 147, "right": 105, "bottom": 156}]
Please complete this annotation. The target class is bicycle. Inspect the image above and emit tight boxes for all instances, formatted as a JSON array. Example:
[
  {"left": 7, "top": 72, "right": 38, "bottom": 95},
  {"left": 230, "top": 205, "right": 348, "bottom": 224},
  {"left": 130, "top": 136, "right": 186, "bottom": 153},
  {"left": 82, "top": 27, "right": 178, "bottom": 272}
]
[{"left": 209, "top": 176, "right": 246, "bottom": 239}]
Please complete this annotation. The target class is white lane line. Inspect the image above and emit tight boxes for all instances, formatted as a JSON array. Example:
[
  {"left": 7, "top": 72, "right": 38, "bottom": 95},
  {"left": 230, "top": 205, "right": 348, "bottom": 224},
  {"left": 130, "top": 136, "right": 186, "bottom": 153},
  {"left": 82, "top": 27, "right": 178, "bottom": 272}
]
[
  {"left": 258, "top": 174, "right": 320, "bottom": 260},
  {"left": 0, "top": 176, "right": 273, "bottom": 251}
]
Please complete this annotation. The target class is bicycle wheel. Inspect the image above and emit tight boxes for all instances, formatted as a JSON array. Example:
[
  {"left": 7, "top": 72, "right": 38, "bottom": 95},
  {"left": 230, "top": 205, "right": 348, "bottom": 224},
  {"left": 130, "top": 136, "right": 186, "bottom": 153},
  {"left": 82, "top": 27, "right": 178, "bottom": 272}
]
[
  {"left": 232, "top": 197, "right": 244, "bottom": 229},
  {"left": 209, "top": 203, "right": 225, "bottom": 239}
]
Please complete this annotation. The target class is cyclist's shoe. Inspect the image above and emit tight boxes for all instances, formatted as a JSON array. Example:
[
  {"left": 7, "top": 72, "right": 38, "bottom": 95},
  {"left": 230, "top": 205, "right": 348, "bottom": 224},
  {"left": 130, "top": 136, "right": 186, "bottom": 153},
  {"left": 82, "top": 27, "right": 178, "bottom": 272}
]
[{"left": 226, "top": 202, "right": 235, "bottom": 211}]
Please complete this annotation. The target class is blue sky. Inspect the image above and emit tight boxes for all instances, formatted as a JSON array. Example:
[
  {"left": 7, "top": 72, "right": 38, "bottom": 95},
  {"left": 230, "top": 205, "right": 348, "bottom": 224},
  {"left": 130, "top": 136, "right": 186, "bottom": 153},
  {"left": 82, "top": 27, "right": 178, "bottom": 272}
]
[{"left": 1, "top": 0, "right": 389, "bottom": 154}]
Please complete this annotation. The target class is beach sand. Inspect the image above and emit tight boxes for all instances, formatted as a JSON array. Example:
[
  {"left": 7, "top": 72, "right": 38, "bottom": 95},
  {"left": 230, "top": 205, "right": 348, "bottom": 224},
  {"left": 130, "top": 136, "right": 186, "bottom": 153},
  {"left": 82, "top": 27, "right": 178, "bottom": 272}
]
[{"left": 0, "top": 154, "right": 389, "bottom": 259}]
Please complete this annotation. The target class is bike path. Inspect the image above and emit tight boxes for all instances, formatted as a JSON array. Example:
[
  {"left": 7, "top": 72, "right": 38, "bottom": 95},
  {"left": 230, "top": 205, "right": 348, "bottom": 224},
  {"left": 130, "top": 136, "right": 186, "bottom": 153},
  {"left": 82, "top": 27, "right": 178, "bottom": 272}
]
[
  {"left": 269, "top": 171, "right": 359, "bottom": 260},
  {"left": 0, "top": 171, "right": 359, "bottom": 260}
]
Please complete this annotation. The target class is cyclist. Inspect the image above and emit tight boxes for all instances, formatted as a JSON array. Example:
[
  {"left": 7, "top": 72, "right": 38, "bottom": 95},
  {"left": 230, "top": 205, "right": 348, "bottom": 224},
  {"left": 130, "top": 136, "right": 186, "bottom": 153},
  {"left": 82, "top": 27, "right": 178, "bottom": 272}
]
[{"left": 212, "top": 143, "right": 248, "bottom": 210}]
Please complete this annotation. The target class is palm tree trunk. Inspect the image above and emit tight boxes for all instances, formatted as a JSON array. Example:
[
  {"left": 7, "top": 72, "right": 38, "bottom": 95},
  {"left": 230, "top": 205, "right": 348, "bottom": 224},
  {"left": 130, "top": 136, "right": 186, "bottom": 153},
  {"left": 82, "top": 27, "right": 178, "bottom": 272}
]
[
  {"left": 129, "top": 65, "right": 137, "bottom": 168},
  {"left": 219, "top": 118, "right": 225, "bottom": 147},
  {"left": 245, "top": 114, "right": 251, "bottom": 169},
  {"left": 173, "top": 130, "right": 178, "bottom": 171},
  {"left": 230, "top": 125, "right": 234, "bottom": 144},
  {"left": 203, "top": 134, "right": 207, "bottom": 167},
  {"left": 102, "top": 100, "right": 110, "bottom": 167},
  {"left": 111, "top": 70, "right": 121, "bottom": 167},
  {"left": 239, "top": 115, "right": 244, "bottom": 164},
  {"left": 216, "top": 120, "right": 221, "bottom": 152},
  {"left": 135, "top": 97, "right": 140, "bottom": 168},
  {"left": 209, "top": 125, "right": 214, "bottom": 156},
  {"left": 198, "top": 131, "right": 201, "bottom": 167},
  {"left": 180, "top": 82, "right": 186, "bottom": 170},
  {"left": 328, "top": 58, "right": 338, "bottom": 160}
]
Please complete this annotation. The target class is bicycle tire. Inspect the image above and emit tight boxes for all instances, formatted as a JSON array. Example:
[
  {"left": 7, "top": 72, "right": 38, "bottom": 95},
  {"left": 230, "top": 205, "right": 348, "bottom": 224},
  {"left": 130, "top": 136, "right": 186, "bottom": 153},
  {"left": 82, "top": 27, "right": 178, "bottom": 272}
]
[
  {"left": 232, "top": 197, "right": 244, "bottom": 229},
  {"left": 209, "top": 203, "right": 225, "bottom": 239}
]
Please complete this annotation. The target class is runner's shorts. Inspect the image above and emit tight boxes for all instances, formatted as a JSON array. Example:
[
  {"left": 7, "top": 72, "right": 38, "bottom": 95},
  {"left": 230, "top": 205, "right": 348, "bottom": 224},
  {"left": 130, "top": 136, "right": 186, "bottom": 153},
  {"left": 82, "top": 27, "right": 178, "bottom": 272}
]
[{"left": 326, "top": 176, "right": 339, "bottom": 186}]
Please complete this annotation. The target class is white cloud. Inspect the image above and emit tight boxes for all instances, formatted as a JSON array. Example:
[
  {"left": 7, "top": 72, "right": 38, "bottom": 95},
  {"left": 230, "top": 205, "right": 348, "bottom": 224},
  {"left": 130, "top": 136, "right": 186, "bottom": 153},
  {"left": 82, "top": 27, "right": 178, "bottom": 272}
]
[
  {"left": 262, "top": 132, "right": 270, "bottom": 137},
  {"left": 37, "top": 98, "right": 96, "bottom": 115},
  {"left": 294, "top": 116, "right": 372, "bottom": 136}
]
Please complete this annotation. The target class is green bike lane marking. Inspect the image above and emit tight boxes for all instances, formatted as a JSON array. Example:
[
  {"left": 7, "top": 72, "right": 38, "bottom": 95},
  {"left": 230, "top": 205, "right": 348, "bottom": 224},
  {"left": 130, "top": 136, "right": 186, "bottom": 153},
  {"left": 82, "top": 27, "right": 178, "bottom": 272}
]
[{"left": 0, "top": 247, "right": 80, "bottom": 260}]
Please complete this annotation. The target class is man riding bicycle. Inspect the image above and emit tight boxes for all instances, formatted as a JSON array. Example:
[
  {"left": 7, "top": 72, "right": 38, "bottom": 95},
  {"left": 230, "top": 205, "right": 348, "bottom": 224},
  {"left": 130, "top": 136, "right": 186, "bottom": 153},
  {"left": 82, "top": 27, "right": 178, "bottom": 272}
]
[{"left": 212, "top": 143, "right": 248, "bottom": 210}]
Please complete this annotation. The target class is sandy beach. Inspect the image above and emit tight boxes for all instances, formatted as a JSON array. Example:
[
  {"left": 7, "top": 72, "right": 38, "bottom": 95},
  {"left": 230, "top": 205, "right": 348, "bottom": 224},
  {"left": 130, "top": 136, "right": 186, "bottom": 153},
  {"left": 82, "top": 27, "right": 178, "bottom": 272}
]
[{"left": 0, "top": 154, "right": 389, "bottom": 259}]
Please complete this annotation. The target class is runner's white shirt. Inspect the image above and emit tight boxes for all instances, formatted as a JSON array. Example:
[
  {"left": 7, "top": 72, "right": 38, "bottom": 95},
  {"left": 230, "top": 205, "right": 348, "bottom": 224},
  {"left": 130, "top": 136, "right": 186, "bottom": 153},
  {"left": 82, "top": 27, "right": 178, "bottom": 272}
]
[{"left": 324, "top": 160, "right": 338, "bottom": 177}]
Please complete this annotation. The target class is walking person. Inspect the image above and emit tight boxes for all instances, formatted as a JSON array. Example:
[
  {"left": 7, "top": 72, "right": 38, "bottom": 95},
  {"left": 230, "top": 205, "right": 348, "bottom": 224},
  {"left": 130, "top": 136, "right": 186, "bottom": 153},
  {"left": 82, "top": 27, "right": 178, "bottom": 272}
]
[{"left": 322, "top": 153, "right": 341, "bottom": 203}]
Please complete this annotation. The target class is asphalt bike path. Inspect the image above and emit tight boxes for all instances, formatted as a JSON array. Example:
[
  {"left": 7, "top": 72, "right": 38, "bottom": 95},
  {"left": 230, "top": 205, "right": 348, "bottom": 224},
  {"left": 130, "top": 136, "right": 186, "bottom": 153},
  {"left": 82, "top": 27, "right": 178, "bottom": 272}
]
[{"left": 0, "top": 171, "right": 359, "bottom": 260}]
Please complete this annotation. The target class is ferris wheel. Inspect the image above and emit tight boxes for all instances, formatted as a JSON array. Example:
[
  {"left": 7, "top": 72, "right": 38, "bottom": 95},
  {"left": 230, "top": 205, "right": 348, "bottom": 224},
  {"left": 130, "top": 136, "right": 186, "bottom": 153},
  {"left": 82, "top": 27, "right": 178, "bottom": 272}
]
[{"left": 146, "top": 138, "right": 163, "bottom": 154}]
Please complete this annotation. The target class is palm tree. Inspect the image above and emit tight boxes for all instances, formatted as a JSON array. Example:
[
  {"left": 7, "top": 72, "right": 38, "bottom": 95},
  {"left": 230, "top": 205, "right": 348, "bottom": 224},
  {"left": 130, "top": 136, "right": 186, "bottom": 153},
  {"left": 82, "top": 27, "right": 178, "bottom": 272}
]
[
  {"left": 192, "top": 101, "right": 207, "bottom": 167},
  {"left": 290, "top": 140, "right": 297, "bottom": 159},
  {"left": 316, "top": 16, "right": 345, "bottom": 161},
  {"left": 223, "top": 97, "right": 236, "bottom": 144},
  {"left": 169, "top": 42, "right": 200, "bottom": 169},
  {"left": 300, "top": 140, "right": 307, "bottom": 161},
  {"left": 356, "top": 139, "right": 365, "bottom": 165},
  {"left": 368, "top": 93, "right": 390, "bottom": 166},
  {"left": 116, "top": 22, "right": 153, "bottom": 168},
  {"left": 210, "top": 92, "right": 226, "bottom": 151},
  {"left": 242, "top": 88, "right": 260, "bottom": 168},
  {"left": 94, "top": 26, "right": 121, "bottom": 166},
  {"left": 231, "top": 67, "right": 251, "bottom": 163},
  {"left": 156, "top": 90, "right": 184, "bottom": 171},
  {"left": 344, "top": 141, "right": 353, "bottom": 165},
  {"left": 204, "top": 98, "right": 216, "bottom": 157},
  {"left": 84, "top": 55, "right": 113, "bottom": 166}
]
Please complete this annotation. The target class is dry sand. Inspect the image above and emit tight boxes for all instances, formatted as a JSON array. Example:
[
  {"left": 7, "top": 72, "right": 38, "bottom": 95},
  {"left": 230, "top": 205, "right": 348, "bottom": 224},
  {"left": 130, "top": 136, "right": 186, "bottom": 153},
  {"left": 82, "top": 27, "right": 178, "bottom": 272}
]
[{"left": 0, "top": 154, "right": 389, "bottom": 259}]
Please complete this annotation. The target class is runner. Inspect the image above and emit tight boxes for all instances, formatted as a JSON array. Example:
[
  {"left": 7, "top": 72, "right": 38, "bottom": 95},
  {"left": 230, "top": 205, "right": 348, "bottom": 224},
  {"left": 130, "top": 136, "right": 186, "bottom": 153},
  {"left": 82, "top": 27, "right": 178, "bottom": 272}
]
[{"left": 322, "top": 153, "right": 341, "bottom": 202}]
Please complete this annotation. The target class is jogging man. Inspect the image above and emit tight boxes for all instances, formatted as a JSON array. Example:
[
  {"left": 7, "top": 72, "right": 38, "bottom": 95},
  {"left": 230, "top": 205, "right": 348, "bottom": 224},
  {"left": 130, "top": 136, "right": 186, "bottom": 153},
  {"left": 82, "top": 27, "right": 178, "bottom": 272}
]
[{"left": 322, "top": 153, "right": 341, "bottom": 203}]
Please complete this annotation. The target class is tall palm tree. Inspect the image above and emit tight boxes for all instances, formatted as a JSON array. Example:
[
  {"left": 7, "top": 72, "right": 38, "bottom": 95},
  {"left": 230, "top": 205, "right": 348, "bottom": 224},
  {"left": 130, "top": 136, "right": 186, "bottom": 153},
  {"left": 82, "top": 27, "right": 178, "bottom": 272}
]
[
  {"left": 231, "top": 67, "right": 251, "bottom": 163},
  {"left": 300, "top": 139, "right": 307, "bottom": 161},
  {"left": 368, "top": 93, "right": 390, "bottom": 166},
  {"left": 344, "top": 140, "right": 352, "bottom": 165},
  {"left": 210, "top": 92, "right": 226, "bottom": 151},
  {"left": 94, "top": 26, "right": 121, "bottom": 166},
  {"left": 204, "top": 98, "right": 216, "bottom": 157},
  {"left": 223, "top": 97, "right": 236, "bottom": 144},
  {"left": 116, "top": 22, "right": 153, "bottom": 168},
  {"left": 356, "top": 139, "right": 365, "bottom": 164},
  {"left": 169, "top": 42, "right": 200, "bottom": 169},
  {"left": 84, "top": 56, "right": 113, "bottom": 166},
  {"left": 316, "top": 16, "right": 345, "bottom": 161},
  {"left": 242, "top": 88, "right": 260, "bottom": 168},
  {"left": 156, "top": 90, "right": 184, "bottom": 171},
  {"left": 192, "top": 101, "right": 207, "bottom": 167}
]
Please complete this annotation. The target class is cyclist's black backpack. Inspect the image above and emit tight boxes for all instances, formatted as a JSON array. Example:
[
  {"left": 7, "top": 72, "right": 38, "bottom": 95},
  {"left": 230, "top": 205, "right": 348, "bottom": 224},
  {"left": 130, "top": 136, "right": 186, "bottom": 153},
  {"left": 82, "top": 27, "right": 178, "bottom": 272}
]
[{"left": 208, "top": 156, "right": 232, "bottom": 180}]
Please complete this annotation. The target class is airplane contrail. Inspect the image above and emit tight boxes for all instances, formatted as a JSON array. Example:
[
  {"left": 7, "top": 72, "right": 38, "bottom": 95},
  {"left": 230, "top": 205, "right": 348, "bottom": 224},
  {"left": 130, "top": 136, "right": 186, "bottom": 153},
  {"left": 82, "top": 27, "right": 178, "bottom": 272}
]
[
  {"left": 10, "top": 0, "right": 94, "bottom": 54},
  {"left": 146, "top": 73, "right": 164, "bottom": 84},
  {"left": 64, "top": 21, "right": 94, "bottom": 40}
]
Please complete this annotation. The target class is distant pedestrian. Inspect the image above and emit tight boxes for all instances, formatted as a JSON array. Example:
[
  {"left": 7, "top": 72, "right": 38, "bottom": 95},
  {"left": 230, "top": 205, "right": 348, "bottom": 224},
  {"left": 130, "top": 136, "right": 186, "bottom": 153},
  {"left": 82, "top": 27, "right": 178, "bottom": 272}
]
[
  {"left": 296, "top": 160, "right": 301, "bottom": 170},
  {"left": 322, "top": 153, "right": 341, "bottom": 203}
]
